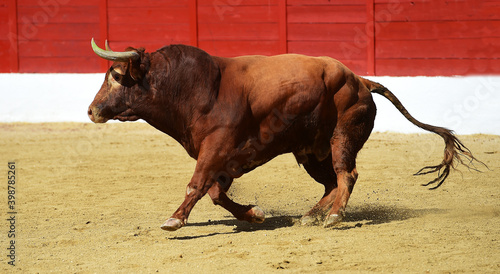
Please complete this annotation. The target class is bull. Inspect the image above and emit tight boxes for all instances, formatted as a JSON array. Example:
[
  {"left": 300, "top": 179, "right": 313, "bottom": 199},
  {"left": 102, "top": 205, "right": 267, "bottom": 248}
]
[{"left": 88, "top": 38, "right": 480, "bottom": 231}]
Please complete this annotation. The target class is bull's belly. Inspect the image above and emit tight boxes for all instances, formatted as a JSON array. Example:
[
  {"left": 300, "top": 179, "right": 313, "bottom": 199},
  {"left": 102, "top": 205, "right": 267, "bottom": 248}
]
[{"left": 230, "top": 126, "right": 332, "bottom": 177}]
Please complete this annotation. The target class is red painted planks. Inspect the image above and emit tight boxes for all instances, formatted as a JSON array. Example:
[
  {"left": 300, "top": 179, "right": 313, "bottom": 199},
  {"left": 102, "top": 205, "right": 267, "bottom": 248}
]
[
  {"left": 15, "top": 0, "right": 103, "bottom": 72},
  {"left": 338, "top": 59, "right": 368, "bottom": 75},
  {"left": 107, "top": 7, "right": 190, "bottom": 24},
  {"left": 106, "top": 0, "right": 192, "bottom": 69},
  {"left": 198, "top": 0, "right": 279, "bottom": 6},
  {"left": 19, "top": 56, "right": 102, "bottom": 73},
  {"left": 9, "top": 0, "right": 18, "bottom": 72},
  {"left": 0, "top": 21, "right": 10, "bottom": 38},
  {"left": 199, "top": 40, "right": 281, "bottom": 56},
  {"left": 18, "top": 40, "right": 97, "bottom": 57},
  {"left": 287, "top": 0, "right": 372, "bottom": 74},
  {"left": 18, "top": 0, "right": 101, "bottom": 6},
  {"left": 198, "top": 23, "right": 279, "bottom": 41},
  {"left": 288, "top": 23, "right": 364, "bottom": 41},
  {"left": 198, "top": 5, "right": 279, "bottom": 23},
  {"left": 109, "top": 23, "right": 190, "bottom": 43},
  {"left": 375, "top": 1, "right": 500, "bottom": 22},
  {"left": 278, "top": 0, "right": 286, "bottom": 53},
  {"left": 0, "top": 40, "right": 16, "bottom": 72},
  {"left": 366, "top": 0, "right": 375, "bottom": 75},
  {"left": 98, "top": 0, "right": 107, "bottom": 72},
  {"left": 107, "top": 2, "right": 191, "bottom": 42},
  {"left": 109, "top": 41, "right": 190, "bottom": 52},
  {"left": 0, "top": 0, "right": 18, "bottom": 73},
  {"left": 3, "top": 0, "right": 499, "bottom": 75},
  {"left": 108, "top": 0, "right": 188, "bottom": 8},
  {"left": 288, "top": 41, "right": 367, "bottom": 60},
  {"left": 376, "top": 21, "right": 500, "bottom": 40},
  {"left": 16, "top": 23, "right": 99, "bottom": 41},
  {"left": 287, "top": 5, "right": 366, "bottom": 23},
  {"left": 376, "top": 38, "right": 500, "bottom": 59},
  {"left": 288, "top": 0, "right": 366, "bottom": 5},
  {"left": 377, "top": 58, "right": 500, "bottom": 76},
  {"left": 189, "top": 0, "right": 198, "bottom": 46},
  {"left": 197, "top": 1, "right": 281, "bottom": 57},
  {"left": 17, "top": 6, "right": 100, "bottom": 23},
  {"left": 0, "top": 7, "right": 9, "bottom": 24}
]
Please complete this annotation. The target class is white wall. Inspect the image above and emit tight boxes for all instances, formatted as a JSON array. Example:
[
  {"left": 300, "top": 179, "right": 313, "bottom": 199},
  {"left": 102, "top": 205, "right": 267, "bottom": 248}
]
[
  {"left": 367, "top": 76, "right": 500, "bottom": 135},
  {"left": 1, "top": 74, "right": 499, "bottom": 135}
]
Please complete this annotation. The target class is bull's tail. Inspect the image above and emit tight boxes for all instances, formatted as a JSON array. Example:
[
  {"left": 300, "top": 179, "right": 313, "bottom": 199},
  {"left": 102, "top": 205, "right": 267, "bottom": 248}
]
[{"left": 361, "top": 78, "right": 484, "bottom": 189}]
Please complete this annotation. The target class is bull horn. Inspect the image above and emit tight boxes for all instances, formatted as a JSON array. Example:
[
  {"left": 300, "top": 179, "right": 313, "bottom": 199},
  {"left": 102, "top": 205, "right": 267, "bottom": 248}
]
[
  {"left": 91, "top": 38, "right": 139, "bottom": 62},
  {"left": 105, "top": 40, "right": 112, "bottom": 51}
]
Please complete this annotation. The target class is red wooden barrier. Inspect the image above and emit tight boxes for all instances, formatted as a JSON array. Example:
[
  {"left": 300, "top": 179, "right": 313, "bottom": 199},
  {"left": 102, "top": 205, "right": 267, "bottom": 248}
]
[
  {"left": 374, "top": 0, "right": 500, "bottom": 75},
  {"left": 0, "top": 0, "right": 498, "bottom": 75},
  {"left": 0, "top": 0, "right": 19, "bottom": 72}
]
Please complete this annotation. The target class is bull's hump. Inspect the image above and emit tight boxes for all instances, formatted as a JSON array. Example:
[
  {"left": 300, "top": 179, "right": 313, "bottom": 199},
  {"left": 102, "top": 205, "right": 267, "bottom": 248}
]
[{"left": 243, "top": 56, "right": 326, "bottom": 117}]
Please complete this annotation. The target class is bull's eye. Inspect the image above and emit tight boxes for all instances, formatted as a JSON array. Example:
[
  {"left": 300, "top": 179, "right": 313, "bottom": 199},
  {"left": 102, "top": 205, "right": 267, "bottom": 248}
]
[{"left": 114, "top": 74, "right": 120, "bottom": 82}]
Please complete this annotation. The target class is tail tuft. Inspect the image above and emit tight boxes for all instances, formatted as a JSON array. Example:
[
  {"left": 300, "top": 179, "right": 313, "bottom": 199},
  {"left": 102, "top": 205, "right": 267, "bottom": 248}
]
[
  {"left": 413, "top": 128, "right": 485, "bottom": 189},
  {"left": 363, "top": 78, "right": 486, "bottom": 189}
]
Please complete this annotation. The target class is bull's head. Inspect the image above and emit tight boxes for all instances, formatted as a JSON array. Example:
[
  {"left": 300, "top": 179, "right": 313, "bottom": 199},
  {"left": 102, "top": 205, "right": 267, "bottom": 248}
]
[{"left": 88, "top": 38, "right": 149, "bottom": 123}]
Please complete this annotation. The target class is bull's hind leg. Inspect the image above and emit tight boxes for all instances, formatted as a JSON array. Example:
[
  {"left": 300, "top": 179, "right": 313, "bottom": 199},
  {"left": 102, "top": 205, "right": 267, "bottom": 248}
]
[
  {"left": 324, "top": 96, "right": 375, "bottom": 228},
  {"left": 298, "top": 153, "right": 338, "bottom": 225},
  {"left": 207, "top": 178, "right": 265, "bottom": 223}
]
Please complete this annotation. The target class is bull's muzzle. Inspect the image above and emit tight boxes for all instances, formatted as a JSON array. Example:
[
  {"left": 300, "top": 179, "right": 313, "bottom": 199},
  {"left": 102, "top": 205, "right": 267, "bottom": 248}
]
[{"left": 87, "top": 106, "right": 108, "bottom": 123}]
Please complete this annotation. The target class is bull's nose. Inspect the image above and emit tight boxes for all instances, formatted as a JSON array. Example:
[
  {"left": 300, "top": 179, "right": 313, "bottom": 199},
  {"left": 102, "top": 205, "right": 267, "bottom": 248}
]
[
  {"left": 88, "top": 106, "right": 109, "bottom": 123},
  {"left": 87, "top": 107, "right": 95, "bottom": 122}
]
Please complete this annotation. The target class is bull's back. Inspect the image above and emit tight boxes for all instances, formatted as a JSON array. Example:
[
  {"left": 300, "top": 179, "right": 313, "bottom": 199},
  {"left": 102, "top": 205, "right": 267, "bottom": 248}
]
[{"left": 221, "top": 54, "right": 347, "bottom": 120}]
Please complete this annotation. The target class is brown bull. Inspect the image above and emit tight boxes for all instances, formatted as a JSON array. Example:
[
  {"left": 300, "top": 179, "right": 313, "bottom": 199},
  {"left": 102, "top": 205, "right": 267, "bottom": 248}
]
[{"left": 88, "top": 39, "right": 480, "bottom": 231}]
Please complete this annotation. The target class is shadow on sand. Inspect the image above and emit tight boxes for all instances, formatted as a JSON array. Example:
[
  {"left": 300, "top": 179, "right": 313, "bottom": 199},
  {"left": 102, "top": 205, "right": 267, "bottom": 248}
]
[
  {"left": 168, "top": 204, "right": 445, "bottom": 240},
  {"left": 333, "top": 204, "right": 446, "bottom": 230},
  {"left": 168, "top": 215, "right": 298, "bottom": 240}
]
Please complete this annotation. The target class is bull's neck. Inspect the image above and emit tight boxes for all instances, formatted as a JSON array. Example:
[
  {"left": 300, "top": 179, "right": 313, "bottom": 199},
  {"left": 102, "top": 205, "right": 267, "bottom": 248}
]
[
  {"left": 139, "top": 85, "right": 215, "bottom": 159},
  {"left": 136, "top": 46, "right": 221, "bottom": 158}
]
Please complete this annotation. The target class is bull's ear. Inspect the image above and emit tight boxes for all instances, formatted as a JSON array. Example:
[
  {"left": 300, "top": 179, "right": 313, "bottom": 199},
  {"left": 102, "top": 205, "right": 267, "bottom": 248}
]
[{"left": 127, "top": 47, "right": 149, "bottom": 82}]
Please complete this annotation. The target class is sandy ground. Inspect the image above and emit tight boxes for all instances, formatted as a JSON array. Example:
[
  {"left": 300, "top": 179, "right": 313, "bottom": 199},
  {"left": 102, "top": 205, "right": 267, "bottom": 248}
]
[{"left": 1, "top": 122, "right": 499, "bottom": 273}]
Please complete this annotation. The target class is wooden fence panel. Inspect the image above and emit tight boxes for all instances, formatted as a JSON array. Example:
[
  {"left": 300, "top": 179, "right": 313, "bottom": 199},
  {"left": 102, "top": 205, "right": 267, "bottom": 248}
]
[
  {"left": 287, "top": 0, "right": 369, "bottom": 74},
  {"left": 374, "top": 0, "right": 500, "bottom": 75},
  {"left": 197, "top": 0, "right": 281, "bottom": 57},
  {"left": 16, "top": 0, "right": 102, "bottom": 72},
  {"left": 0, "top": 0, "right": 18, "bottom": 72},
  {"left": 1, "top": 0, "right": 498, "bottom": 75},
  {"left": 107, "top": 0, "right": 191, "bottom": 56}
]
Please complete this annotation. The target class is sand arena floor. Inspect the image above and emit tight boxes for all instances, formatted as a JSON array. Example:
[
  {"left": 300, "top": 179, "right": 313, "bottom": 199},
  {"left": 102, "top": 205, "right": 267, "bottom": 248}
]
[{"left": 1, "top": 122, "right": 499, "bottom": 273}]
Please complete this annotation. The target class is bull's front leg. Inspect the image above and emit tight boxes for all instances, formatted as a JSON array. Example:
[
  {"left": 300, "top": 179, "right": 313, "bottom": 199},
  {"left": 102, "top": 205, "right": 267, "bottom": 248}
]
[
  {"left": 160, "top": 130, "right": 240, "bottom": 231},
  {"left": 160, "top": 162, "right": 266, "bottom": 231},
  {"left": 160, "top": 163, "right": 217, "bottom": 231}
]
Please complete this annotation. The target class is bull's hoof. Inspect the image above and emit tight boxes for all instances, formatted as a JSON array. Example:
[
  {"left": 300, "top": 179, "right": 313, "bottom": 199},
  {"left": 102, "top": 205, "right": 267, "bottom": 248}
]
[
  {"left": 160, "top": 218, "right": 184, "bottom": 231},
  {"left": 248, "top": 206, "right": 265, "bottom": 223},
  {"left": 323, "top": 213, "right": 343, "bottom": 228},
  {"left": 300, "top": 215, "right": 320, "bottom": 226}
]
